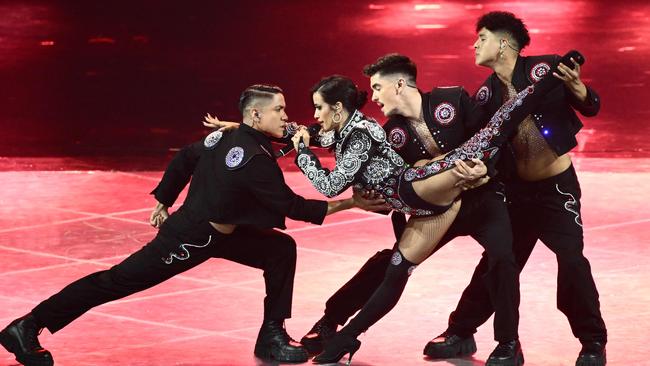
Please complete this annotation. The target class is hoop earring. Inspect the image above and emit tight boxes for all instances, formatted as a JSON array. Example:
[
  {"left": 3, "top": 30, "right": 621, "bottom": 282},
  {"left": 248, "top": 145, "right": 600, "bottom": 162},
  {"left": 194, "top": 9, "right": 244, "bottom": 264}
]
[{"left": 332, "top": 112, "right": 342, "bottom": 123}]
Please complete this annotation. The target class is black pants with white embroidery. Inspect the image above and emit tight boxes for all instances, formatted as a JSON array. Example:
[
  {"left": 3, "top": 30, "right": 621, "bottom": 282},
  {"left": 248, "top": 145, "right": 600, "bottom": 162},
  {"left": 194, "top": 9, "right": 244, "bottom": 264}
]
[
  {"left": 447, "top": 165, "right": 607, "bottom": 343},
  {"left": 32, "top": 209, "right": 297, "bottom": 333}
]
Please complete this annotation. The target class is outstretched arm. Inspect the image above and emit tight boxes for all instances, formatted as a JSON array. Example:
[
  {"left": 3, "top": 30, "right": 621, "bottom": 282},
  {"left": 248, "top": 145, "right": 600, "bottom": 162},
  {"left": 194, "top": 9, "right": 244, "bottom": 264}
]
[{"left": 246, "top": 156, "right": 363, "bottom": 225}]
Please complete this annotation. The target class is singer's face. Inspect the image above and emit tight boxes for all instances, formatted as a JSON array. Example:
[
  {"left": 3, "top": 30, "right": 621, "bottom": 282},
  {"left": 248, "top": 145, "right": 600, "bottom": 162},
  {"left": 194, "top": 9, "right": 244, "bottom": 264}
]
[
  {"left": 312, "top": 92, "right": 338, "bottom": 132},
  {"left": 255, "top": 93, "right": 288, "bottom": 138}
]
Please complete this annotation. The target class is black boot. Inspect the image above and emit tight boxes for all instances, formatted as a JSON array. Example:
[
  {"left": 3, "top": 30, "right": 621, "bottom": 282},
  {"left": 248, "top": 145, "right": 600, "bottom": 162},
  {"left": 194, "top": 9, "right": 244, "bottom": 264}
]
[
  {"left": 576, "top": 341, "right": 606, "bottom": 366},
  {"left": 423, "top": 331, "right": 477, "bottom": 358},
  {"left": 486, "top": 340, "right": 524, "bottom": 366},
  {"left": 312, "top": 331, "right": 361, "bottom": 365},
  {"left": 0, "top": 314, "right": 53, "bottom": 366},
  {"left": 300, "top": 315, "right": 338, "bottom": 354},
  {"left": 253, "top": 319, "right": 308, "bottom": 363}
]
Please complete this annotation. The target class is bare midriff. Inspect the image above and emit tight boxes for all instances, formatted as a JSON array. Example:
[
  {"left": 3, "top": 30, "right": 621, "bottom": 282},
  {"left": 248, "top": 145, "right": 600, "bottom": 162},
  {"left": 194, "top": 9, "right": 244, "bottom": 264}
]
[{"left": 209, "top": 222, "right": 236, "bottom": 234}]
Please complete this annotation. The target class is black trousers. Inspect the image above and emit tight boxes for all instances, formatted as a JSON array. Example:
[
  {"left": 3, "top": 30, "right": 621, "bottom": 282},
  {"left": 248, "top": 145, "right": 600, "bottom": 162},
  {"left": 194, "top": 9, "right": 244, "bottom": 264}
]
[
  {"left": 32, "top": 208, "right": 297, "bottom": 334},
  {"left": 447, "top": 165, "right": 607, "bottom": 343},
  {"left": 324, "top": 183, "right": 520, "bottom": 341}
]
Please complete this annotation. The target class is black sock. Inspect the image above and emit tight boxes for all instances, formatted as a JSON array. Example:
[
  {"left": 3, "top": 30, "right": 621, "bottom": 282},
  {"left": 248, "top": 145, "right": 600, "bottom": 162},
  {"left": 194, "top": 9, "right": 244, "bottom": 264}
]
[{"left": 341, "top": 250, "right": 417, "bottom": 337}]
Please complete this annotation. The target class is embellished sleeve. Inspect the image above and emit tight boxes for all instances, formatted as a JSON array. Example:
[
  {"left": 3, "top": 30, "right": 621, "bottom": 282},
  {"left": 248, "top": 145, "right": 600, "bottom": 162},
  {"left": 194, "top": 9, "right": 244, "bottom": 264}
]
[
  {"left": 150, "top": 140, "right": 203, "bottom": 207},
  {"left": 295, "top": 128, "right": 377, "bottom": 198}
]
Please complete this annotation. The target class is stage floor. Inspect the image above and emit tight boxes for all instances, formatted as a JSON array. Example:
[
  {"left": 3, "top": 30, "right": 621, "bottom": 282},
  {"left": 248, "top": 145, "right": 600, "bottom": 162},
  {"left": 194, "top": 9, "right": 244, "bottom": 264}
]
[{"left": 1, "top": 157, "right": 649, "bottom": 365}]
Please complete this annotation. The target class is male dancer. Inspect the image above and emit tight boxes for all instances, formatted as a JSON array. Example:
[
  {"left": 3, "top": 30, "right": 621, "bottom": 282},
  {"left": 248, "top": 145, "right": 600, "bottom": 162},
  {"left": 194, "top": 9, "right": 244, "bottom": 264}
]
[
  {"left": 0, "top": 85, "right": 362, "bottom": 366},
  {"left": 300, "top": 53, "right": 522, "bottom": 365},
  {"left": 423, "top": 12, "right": 607, "bottom": 366}
]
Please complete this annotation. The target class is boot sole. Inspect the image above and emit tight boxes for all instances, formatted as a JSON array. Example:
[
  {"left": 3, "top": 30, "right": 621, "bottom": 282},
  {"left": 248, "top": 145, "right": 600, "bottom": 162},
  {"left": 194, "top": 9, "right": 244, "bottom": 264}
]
[
  {"left": 486, "top": 352, "right": 524, "bottom": 366},
  {"left": 254, "top": 343, "right": 308, "bottom": 363},
  {"left": 0, "top": 330, "right": 54, "bottom": 366},
  {"left": 423, "top": 336, "right": 477, "bottom": 358},
  {"left": 575, "top": 356, "right": 606, "bottom": 366}
]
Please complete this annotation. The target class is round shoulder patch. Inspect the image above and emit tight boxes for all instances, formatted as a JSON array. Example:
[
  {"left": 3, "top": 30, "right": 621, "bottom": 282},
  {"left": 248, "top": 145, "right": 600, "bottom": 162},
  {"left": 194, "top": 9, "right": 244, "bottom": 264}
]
[
  {"left": 530, "top": 62, "right": 551, "bottom": 83},
  {"left": 388, "top": 127, "right": 407, "bottom": 149},
  {"left": 204, "top": 130, "right": 223, "bottom": 148},
  {"left": 433, "top": 102, "right": 456, "bottom": 125},
  {"left": 476, "top": 86, "right": 491, "bottom": 105},
  {"left": 225, "top": 146, "right": 244, "bottom": 168}
]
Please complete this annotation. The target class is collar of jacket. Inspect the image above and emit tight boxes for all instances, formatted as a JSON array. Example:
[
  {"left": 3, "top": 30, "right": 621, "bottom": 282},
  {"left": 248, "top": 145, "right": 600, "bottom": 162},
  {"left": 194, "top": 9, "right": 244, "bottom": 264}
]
[
  {"left": 334, "top": 109, "right": 364, "bottom": 142},
  {"left": 511, "top": 55, "right": 531, "bottom": 90},
  {"left": 238, "top": 122, "right": 275, "bottom": 158}
]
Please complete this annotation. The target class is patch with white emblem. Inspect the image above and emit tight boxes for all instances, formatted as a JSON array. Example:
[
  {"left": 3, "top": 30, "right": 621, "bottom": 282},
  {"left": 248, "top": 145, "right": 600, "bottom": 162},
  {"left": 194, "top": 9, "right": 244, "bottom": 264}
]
[
  {"left": 433, "top": 102, "right": 456, "bottom": 125},
  {"left": 391, "top": 251, "right": 403, "bottom": 265},
  {"left": 203, "top": 131, "right": 223, "bottom": 149},
  {"left": 530, "top": 62, "right": 551, "bottom": 83},
  {"left": 225, "top": 147, "right": 245, "bottom": 168},
  {"left": 476, "top": 86, "right": 491, "bottom": 105},
  {"left": 388, "top": 127, "right": 407, "bottom": 149}
]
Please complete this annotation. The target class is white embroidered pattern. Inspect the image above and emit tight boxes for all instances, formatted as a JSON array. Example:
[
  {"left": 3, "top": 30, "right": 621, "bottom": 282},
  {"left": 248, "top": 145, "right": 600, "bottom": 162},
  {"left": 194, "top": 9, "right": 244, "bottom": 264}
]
[
  {"left": 434, "top": 102, "right": 456, "bottom": 125},
  {"left": 403, "top": 84, "right": 535, "bottom": 182},
  {"left": 391, "top": 251, "right": 403, "bottom": 265},
  {"left": 388, "top": 127, "right": 407, "bottom": 149},
  {"left": 476, "top": 86, "right": 491, "bottom": 105},
  {"left": 318, "top": 130, "right": 336, "bottom": 147},
  {"left": 530, "top": 62, "right": 551, "bottom": 83},
  {"left": 163, "top": 235, "right": 213, "bottom": 264},
  {"left": 204, "top": 131, "right": 223, "bottom": 148},
  {"left": 225, "top": 147, "right": 244, "bottom": 168},
  {"left": 555, "top": 184, "right": 583, "bottom": 227},
  {"left": 295, "top": 110, "right": 432, "bottom": 216}
]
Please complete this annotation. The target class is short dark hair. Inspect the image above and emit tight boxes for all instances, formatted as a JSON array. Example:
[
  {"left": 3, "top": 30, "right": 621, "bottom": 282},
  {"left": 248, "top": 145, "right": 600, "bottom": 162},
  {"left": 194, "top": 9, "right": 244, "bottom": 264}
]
[
  {"left": 238, "top": 84, "right": 283, "bottom": 114},
  {"left": 476, "top": 11, "right": 530, "bottom": 51},
  {"left": 363, "top": 53, "right": 417, "bottom": 83},
  {"left": 311, "top": 75, "right": 368, "bottom": 112}
]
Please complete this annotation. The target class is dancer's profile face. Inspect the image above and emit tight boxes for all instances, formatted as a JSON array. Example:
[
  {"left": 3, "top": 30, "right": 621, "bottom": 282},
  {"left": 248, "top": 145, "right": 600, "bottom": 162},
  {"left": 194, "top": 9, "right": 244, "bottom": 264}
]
[
  {"left": 252, "top": 93, "right": 288, "bottom": 138},
  {"left": 312, "top": 92, "right": 341, "bottom": 132},
  {"left": 369, "top": 73, "right": 400, "bottom": 117},
  {"left": 474, "top": 27, "right": 501, "bottom": 67}
]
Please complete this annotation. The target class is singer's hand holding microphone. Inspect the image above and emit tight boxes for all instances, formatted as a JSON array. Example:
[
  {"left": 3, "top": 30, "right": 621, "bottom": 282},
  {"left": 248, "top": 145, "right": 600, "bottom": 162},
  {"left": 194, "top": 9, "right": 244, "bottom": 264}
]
[{"left": 291, "top": 126, "right": 311, "bottom": 152}]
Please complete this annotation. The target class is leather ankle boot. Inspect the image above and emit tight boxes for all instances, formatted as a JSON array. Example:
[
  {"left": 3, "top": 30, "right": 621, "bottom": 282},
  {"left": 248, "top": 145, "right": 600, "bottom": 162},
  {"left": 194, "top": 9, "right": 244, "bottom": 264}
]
[
  {"left": 253, "top": 319, "right": 308, "bottom": 363},
  {"left": 423, "top": 331, "right": 477, "bottom": 358},
  {"left": 486, "top": 340, "right": 524, "bottom": 366},
  {"left": 576, "top": 341, "right": 606, "bottom": 366},
  {"left": 0, "top": 313, "right": 54, "bottom": 366}
]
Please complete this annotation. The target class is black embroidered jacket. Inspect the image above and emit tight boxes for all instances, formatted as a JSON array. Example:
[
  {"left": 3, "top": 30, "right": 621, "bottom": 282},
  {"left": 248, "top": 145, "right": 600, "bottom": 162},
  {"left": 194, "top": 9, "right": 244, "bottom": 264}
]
[
  {"left": 473, "top": 54, "right": 600, "bottom": 157},
  {"left": 295, "top": 110, "right": 441, "bottom": 216},
  {"left": 152, "top": 123, "right": 328, "bottom": 229}
]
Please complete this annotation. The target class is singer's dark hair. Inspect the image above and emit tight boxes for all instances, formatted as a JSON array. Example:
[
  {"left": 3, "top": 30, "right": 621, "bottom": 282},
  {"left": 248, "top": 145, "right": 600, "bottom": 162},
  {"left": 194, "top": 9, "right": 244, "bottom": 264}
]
[{"left": 311, "top": 75, "right": 368, "bottom": 113}]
